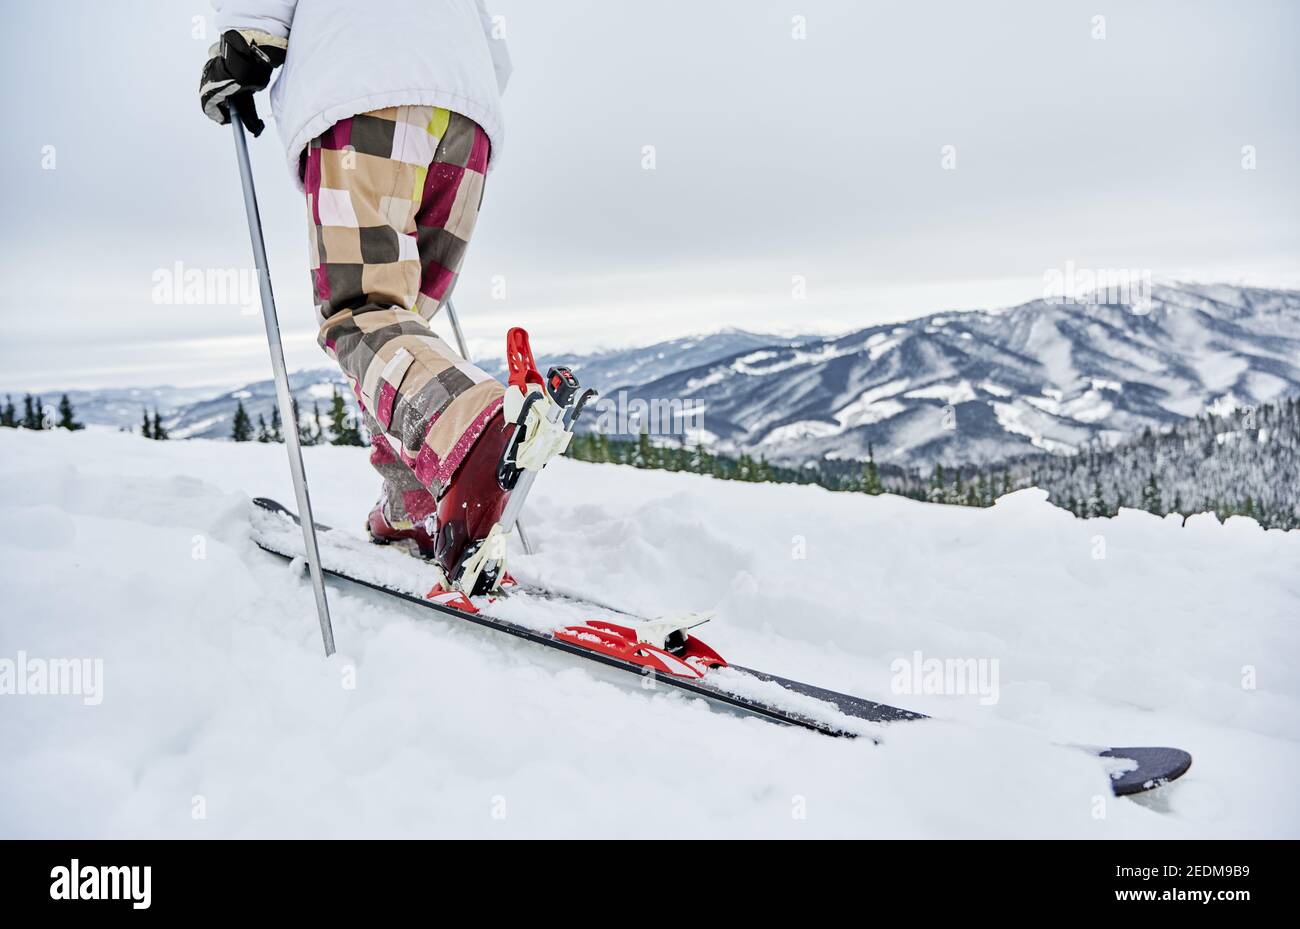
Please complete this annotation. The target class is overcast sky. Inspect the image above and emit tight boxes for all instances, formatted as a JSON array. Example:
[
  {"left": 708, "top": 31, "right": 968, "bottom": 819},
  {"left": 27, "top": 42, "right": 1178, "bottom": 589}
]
[{"left": 1, "top": 0, "right": 1297, "bottom": 391}]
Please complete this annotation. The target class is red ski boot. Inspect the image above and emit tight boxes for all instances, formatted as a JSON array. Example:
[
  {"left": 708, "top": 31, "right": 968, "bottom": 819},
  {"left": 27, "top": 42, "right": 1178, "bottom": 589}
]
[
  {"left": 370, "top": 327, "right": 597, "bottom": 596},
  {"left": 427, "top": 410, "right": 515, "bottom": 588},
  {"left": 366, "top": 501, "right": 439, "bottom": 559}
]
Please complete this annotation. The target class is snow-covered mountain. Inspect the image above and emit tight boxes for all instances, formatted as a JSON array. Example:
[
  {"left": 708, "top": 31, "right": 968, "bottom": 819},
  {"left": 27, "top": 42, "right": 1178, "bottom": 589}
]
[
  {"left": 604, "top": 283, "right": 1300, "bottom": 466},
  {"left": 13, "top": 371, "right": 355, "bottom": 440},
  {"left": 41, "top": 329, "right": 803, "bottom": 441},
  {"left": 162, "top": 369, "right": 353, "bottom": 440},
  {"left": 37, "top": 284, "right": 1300, "bottom": 463},
  {"left": 535, "top": 328, "right": 818, "bottom": 391},
  {"left": 12, "top": 384, "right": 225, "bottom": 432}
]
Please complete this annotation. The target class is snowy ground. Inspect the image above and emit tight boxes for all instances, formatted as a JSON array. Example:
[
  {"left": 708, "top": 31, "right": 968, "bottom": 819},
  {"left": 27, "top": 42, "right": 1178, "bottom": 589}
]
[{"left": 1, "top": 427, "right": 1297, "bottom": 838}]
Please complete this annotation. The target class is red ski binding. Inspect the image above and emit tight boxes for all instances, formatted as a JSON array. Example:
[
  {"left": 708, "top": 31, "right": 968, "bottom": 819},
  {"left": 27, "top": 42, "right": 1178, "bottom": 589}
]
[
  {"left": 426, "top": 574, "right": 517, "bottom": 613},
  {"left": 555, "top": 620, "right": 726, "bottom": 679},
  {"left": 425, "top": 584, "right": 479, "bottom": 614}
]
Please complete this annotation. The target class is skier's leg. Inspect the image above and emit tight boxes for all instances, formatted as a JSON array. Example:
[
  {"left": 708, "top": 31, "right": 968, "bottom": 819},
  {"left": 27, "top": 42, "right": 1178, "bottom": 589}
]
[
  {"left": 362, "top": 410, "right": 439, "bottom": 555},
  {"left": 303, "top": 106, "right": 504, "bottom": 517}
]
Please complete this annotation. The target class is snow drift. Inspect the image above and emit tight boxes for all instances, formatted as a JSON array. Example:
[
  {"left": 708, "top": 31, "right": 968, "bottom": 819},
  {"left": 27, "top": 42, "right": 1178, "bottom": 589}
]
[{"left": 0, "top": 427, "right": 1296, "bottom": 838}]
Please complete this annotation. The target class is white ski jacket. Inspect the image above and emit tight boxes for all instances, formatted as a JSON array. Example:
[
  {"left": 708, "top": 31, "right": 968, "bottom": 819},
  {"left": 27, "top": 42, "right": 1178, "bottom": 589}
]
[{"left": 211, "top": 0, "right": 512, "bottom": 187}]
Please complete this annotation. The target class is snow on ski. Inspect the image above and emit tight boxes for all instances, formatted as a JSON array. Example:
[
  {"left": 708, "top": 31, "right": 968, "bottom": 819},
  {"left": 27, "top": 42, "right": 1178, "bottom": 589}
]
[{"left": 250, "top": 496, "right": 1192, "bottom": 796}]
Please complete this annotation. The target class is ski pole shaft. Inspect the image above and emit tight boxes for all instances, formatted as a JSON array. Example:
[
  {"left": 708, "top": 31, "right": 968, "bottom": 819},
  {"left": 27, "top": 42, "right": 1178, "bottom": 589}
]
[
  {"left": 444, "top": 297, "right": 535, "bottom": 556},
  {"left": 445, "top": 297, "right": 471, "bottom": 364},
  {"left": 230, "top": 102, "right": 336, "bottom": 657}
]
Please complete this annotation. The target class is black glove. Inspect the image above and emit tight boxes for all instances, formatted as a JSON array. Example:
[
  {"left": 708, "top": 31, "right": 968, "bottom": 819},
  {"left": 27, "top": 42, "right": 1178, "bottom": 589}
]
[{"left": 200, "top": 29, "right": 288, "bottom": 137}]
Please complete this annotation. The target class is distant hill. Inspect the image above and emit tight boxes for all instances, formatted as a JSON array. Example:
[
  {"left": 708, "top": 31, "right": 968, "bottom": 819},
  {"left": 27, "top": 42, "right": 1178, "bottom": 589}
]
[
  {"left": 33, "top": 284, "right": 1300, "bottom": 475},
  {"left": 598, "top": 283, "right": 1300, "bottom": 467}
]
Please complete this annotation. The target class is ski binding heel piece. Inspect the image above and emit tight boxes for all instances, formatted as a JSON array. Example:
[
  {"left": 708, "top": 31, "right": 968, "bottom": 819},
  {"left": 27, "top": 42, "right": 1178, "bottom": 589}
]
[
  {"left": 456, "top": 327, "right": 601, "bottom": 598},
  {"left": 498, "top": 328, "right": 598, "bottom": 488}
]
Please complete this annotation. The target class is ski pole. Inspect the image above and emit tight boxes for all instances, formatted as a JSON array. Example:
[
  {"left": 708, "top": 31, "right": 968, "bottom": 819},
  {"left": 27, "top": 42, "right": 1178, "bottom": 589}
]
[
  {"left": 444, "top": 297, "right": 535, "bottom": 557},
  {"left": 229, "top": 101, "right": 336, "bottom": 657}
]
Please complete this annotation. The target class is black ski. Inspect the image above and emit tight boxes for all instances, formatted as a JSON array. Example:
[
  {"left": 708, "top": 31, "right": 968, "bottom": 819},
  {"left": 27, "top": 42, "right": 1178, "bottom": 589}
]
[{"left": 250, "top": 497, "right": 1191, "bottom": 796}]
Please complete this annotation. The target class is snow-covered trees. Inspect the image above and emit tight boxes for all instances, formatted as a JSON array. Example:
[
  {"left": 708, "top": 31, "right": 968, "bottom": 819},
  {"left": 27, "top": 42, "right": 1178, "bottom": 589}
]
[
  {"left": 565, "top": 396, "right": 1300, "bottom": 529},
  {"left": 1021, "top": 397, "right": 1300, "bottom": 528}
]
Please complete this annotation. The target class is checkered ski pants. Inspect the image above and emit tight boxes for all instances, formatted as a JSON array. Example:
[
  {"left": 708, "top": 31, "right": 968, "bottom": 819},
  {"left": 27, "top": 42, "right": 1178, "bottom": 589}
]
[{"left": 303, "top": 106, "right": 505, "bottom": 528}]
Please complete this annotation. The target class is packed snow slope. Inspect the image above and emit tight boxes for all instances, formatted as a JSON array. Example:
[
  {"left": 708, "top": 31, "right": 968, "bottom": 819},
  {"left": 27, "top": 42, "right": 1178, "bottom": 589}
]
[{"left": 1, "top": 427, "right": 1297, "bottom": 838}]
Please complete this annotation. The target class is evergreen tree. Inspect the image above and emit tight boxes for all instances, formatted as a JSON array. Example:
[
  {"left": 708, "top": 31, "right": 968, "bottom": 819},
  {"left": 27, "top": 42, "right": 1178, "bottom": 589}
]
[
  {"left": 294, "top": 398, "right": 320, "bottom": 447},
  {"left": 140, "top": 406, "right": 153, "bottom": 439},
  {"left": 928, "top": 464, "right": 946, "bottom": 502},
  {"left": 231, "top": 400, "right": 253, "bottom": 442},
  {"left": 328, "top": 387, "right": 363, "bottom": 446},
  {"left": 463, "top": 392, "right": 1300, "bottom": 530},
  {"left": 311, "top": 401, "right": 325, "bottom": 446},
  {"left": 291, "top": 398, "right": 309, "bottom": 445},
  {"left": 257, "top": 413, "right": 271, "bottom": 443},
  {"left": 270, "top": 405, "right": 283, "bottom": 443},
  {"left": 56, "top": 394, "right": 84, "bottom": 431},
  {"left": 151, "top": 410, "right": 168, "bottom": 440},
  {"left": 1140, "top": 473, "right": 1162, "bottom": 514},
  {"left": 21, "top": 394, "right": 41, "bottom": 430},
  {"left": 862, "top": 446, "right": 883, "bottom": 495},
  {"left": 1087, "top": 480, "right": 1108, "bottom": 518},
  {"left": 566, "top": 432, "right": 590, "bottom": 460},
  {"left": 1, "top": 395, "right": 17, "bottom": 428}
]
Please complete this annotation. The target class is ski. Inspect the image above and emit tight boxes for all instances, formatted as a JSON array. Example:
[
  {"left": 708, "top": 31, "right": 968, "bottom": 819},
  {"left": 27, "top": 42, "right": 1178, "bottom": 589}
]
[{"left": 250, "top": 496, "right": 1192, "bottom": 796}]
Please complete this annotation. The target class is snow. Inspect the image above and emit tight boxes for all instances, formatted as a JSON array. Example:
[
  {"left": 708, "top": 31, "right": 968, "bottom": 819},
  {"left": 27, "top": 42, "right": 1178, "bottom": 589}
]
[
  {"left": 2, "top": 427, "right": 1298, "bottom": 838},
  {"left": 1245, "top": 370, "right": 1289, "bottom": 401},
  {"left": 867, "top": 337, "right": 901, "bottom": 361},
  {"left": 1206, "top": 393, "right": 1242, "bottom": 417},
  {"left": 1028, "top": 387, "right": 1117, "bottom": 426},
  {"left": 903, "top": 380, "right": 977, "bottom": 404},
  {"left": 303, "top": 383, "right": 339, "bottom": 400},
  {"left": 682, "top": 426, "right": 718, "bottom": 445},
  {"left": 683, "top": 368, "right": 728, "bottom": 392},
  {"left": 1024, "top": 314, "right": 1079, "bottom": 393},
  {"left": 168, "top": 414, "right": 227, "bottom": 441},
  {"left": 732, "top": 350, "right": 779, "bottom": 371},
  {"left": 761, "top": 420, "right": 840, "bottom": 445},
  {"left": 991, "top": 397, "right": 1097, "bottom": 453},
  {"left": 833, "top": 379, "right": 910, "bottom": 429}
]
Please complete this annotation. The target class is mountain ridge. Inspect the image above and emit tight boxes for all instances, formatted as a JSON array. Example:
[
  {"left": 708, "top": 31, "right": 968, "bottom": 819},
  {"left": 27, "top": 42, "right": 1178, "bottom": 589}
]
[
  {"left": 31, "top": 283, "right": 1300, "bottom": 469},
  {"left": 605, "top": 282, "right": 1300, "bottom": 466}
]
